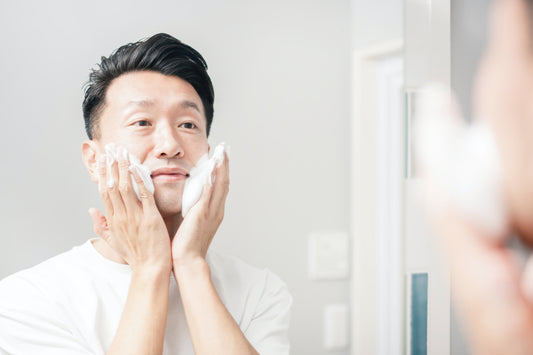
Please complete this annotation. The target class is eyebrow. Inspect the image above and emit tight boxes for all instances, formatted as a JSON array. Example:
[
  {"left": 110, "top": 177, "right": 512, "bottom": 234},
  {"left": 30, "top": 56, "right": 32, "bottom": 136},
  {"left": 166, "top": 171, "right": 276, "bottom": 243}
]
[
  {"left": 126, "top": 99, "right": 201, "bottom": 113},
  {"left": 181, "top": 100, "right": 201, "bottom": 113},
  {"left": 126, "top": 99, "right": 155, "bottom": 107}
]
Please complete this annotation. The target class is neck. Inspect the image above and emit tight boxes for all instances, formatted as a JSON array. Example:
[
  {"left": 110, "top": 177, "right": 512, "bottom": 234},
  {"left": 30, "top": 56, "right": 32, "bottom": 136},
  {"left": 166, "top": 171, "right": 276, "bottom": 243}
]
[{"left": 164, "top": 213, "right": 183, "bottom": 240}]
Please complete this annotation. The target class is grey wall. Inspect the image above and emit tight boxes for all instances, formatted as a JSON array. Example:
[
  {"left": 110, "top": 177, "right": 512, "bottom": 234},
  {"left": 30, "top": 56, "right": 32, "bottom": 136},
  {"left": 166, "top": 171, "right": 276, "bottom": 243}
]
[
  {"left": 450, "top": 0, "right": 490, "bottom": 354},
  {"left": 451, "top": 0, "right": 489, "bottom": 119},
  {"left": 0, "top": 1, "right": 350, "bottom": 354}
]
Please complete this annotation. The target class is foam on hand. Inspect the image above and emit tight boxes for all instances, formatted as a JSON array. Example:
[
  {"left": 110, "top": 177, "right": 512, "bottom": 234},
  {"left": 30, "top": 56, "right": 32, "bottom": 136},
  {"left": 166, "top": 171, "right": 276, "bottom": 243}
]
[
  {"left": 104, "top": 143, "right": 155, "bottom": 200},
  {"left": 414, "top": 84, "right": 507, "bottom": 238},
  {"left": 182, "top": 143, "right": 228, "bottom": 216}
]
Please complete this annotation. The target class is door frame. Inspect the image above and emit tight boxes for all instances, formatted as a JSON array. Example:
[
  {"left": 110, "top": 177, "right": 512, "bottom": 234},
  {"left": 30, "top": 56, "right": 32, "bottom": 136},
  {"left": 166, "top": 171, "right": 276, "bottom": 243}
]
[{"left": 350, "top": 40, "right": 404, "bottom": 355}]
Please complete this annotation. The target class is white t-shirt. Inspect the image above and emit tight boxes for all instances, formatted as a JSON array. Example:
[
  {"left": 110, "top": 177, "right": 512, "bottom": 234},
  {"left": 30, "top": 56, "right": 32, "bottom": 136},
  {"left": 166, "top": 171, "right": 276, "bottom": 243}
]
[{"left": 0, "top": 239, "right": 292, "bottom": 355}]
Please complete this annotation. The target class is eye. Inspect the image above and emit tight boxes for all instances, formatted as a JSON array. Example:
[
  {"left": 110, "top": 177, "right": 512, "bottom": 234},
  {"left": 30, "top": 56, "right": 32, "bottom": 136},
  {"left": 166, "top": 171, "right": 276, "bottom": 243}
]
[
  {"left": 181, "top": 122, "right": 197, "bottom": 129},
  {"left": 134, "top": 120, "right": 151, "bottom": 127}
]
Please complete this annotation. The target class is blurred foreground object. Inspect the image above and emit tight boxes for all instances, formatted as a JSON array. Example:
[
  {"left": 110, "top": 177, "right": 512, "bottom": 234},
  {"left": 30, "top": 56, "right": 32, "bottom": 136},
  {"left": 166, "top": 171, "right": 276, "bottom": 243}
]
[{"left": 414, "top": 0, "right": 533, "bottom": 354}]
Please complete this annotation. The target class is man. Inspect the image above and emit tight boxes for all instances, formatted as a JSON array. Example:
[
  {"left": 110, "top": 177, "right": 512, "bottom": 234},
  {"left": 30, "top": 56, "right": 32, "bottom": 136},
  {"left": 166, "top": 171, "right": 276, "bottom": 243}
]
[{"left": 0, "top": 33, "right": 291, "bottom": 354}]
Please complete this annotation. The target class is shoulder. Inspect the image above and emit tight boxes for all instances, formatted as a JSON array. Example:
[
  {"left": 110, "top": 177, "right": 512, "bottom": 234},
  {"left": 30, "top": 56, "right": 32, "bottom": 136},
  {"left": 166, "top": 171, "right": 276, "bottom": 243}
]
[
  {"left": 0, "top": 240, "right": 95, "bottom": 304},
  {"left": 206, "top": 249, "right": 292, "bottom": 320},
  {"left": 207, "top": 249, "right": 289, "bottom": 295},
  {"left": 0, "top": 246, "right": 81, "bottom": 325},
  {"left": 206, "top": 251, "right": 293, "bottom": 354},
  {"left": 0, "top": 243, "right": 97, "bottom": 354}
]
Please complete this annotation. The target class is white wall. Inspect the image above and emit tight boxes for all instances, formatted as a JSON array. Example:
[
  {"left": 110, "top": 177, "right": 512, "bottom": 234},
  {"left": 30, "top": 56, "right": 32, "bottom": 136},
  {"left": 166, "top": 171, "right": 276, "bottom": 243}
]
[
  {"left": 0, "top": 1, "right": 351, "bottom": 354},
  {"left": 350, "top": 1, "right": 403, "bottom": 354},
  {"left": 351, "top": 0, "right": 403, "bottom": 51}
]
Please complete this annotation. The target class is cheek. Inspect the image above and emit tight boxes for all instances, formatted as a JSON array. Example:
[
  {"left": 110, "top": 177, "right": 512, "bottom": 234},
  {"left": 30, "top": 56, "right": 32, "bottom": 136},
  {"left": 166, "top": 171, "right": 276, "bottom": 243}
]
[
  {"left": 98, "top": 130, "right": 150, "bottom": 160},
  {"left": 117, "top": 142, "right": 151, "bottom": 163},
  {"left": 186, "top": 139, "right": 210, "bottom": 163}
]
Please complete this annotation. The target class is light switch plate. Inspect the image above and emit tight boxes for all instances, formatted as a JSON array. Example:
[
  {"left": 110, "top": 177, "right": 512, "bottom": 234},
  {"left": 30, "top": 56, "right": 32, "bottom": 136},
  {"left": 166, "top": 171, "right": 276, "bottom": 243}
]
[{"left": 308, "top": 232, "right": 349, "bottom": 280}]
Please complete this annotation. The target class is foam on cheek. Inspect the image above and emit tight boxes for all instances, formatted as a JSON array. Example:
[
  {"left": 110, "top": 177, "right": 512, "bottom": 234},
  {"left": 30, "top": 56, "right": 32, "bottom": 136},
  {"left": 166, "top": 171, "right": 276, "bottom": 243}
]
[
  {"left": 414, "top": 84, "right": 507, "bottom": 238},
  {"left": 104, "top": 143, "right": 155, "bottom": 200},
  {"left": 182, "top": 143, "right": 228, "bottom": 216}
]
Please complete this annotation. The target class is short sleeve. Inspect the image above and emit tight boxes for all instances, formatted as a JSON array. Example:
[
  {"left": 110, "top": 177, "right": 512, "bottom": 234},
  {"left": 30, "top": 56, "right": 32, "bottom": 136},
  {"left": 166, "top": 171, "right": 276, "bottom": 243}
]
[
  {"left": 0, "top": 274, "right": 94, "bottom": 355},
  {"left": 244, "top": 270, "right": 293, "bottom": 355}
]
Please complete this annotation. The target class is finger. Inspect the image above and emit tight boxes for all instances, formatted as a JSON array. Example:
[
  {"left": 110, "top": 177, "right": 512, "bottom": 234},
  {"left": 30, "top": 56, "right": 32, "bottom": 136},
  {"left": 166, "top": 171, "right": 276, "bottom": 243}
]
[
  {"left": 431, "top": 209, "right": 533, "bottom": 352},
  {"left": 210, "top": 151, "right": 230, "bottom": 213},
  {"left": 98, "top": 154, "right": 114, "bottom": 217},
  {"left": 117, "top": 146, "right": 139, "bottom": 210},
  {"left": 106, "top": 152, "right": 126, "bottom": 216},
  {"left": 88, "top": 207, "right": 112, "bottom": 242},
  {"left": 129, "top": 165, "right": 157, "bottom": 211}
]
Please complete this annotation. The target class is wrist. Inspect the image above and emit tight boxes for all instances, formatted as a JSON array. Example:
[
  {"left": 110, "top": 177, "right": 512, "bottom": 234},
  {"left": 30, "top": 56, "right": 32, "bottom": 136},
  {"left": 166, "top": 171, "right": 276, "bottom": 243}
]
[
  {"left": 132, "top": 261, "right": 172, "bottom": 281},
  {"left": 172, "top": 256, "right": 209, "bottom": 277}
]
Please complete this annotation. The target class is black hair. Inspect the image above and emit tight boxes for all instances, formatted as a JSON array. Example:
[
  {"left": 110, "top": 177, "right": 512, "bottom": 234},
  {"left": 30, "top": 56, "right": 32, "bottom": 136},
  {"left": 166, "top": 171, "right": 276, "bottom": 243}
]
[{"left": 82, "top": 33, "right": 214, "bottom": 139}]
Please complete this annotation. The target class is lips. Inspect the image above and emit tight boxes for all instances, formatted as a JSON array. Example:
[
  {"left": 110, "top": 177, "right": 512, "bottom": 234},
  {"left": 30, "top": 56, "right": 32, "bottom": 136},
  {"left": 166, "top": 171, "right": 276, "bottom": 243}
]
[{"left": 150, "top": 167, "right": 190, "bottom": 182}]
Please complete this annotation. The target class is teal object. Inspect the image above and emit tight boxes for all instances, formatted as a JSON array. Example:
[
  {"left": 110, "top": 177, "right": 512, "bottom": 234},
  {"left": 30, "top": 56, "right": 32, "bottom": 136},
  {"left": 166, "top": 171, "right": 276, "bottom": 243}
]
[{"left": 411, "top": 273, "right": 428, "bottom": 355}]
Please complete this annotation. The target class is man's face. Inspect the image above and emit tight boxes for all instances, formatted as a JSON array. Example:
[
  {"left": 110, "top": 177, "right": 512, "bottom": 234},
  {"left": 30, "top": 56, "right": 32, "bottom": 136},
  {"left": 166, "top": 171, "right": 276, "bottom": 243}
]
[{"left": 89, "top": 71, "right": 209, "bottom": 218}]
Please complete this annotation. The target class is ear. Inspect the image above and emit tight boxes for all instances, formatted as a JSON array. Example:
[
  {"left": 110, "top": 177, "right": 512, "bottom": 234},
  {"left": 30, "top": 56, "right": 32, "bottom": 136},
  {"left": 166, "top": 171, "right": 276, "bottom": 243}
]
[{"left": 82, "top": 140, "right": 101, "bottom": 183}]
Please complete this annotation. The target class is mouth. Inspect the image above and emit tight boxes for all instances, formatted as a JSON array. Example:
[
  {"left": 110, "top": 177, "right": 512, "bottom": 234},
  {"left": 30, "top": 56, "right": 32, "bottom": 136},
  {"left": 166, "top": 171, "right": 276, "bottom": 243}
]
[{"left": 150, "top": 167, "right": 190, "bottom": 182}]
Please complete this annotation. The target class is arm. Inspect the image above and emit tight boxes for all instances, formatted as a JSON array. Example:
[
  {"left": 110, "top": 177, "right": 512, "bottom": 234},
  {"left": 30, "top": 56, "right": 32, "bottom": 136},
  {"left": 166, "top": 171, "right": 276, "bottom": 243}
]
[
  {"left": 171, "top": 148, "right": 259, "bottom": 355},
  {"left": 90, "top": 148, "right": 173, "bottom": 355},
  {"left": 174, "top": 259, "right": 259, "bottom": 355},
  {"left": 106, "top": 266, "right": 170, "bottom": 355}
]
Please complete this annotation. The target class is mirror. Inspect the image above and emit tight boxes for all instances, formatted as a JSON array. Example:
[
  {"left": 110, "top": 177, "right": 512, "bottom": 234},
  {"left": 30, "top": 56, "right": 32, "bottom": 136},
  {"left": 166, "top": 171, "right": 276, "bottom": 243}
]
[{"left": 0, "top": 1, "right": 459, "bottom": 354}]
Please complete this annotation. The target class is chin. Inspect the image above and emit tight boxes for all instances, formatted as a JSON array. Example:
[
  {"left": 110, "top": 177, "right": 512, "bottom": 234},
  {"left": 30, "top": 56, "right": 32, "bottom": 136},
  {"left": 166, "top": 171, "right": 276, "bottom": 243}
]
[
  {"left": 153, "top": 191, "right": 183, "bottom": 218},
  {"left": 155, "top": 202, "right": 183, "bottom": 219}
]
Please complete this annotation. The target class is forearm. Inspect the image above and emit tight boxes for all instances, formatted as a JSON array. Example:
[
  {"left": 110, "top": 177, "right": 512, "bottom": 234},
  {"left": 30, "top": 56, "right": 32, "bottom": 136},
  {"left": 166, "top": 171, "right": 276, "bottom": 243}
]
[
  {"left": 174, "top": 258, "right": 259, "bottom": 355},
  {"left": 107, "top": 266, "right": 171, "bottom": 355}
]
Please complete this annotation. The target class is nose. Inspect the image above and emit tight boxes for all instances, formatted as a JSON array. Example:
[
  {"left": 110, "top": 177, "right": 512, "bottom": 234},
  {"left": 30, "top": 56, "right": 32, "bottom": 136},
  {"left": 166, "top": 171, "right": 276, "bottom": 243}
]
[{"left": 154, "top": 123, "right": 183, "bottom": 159}]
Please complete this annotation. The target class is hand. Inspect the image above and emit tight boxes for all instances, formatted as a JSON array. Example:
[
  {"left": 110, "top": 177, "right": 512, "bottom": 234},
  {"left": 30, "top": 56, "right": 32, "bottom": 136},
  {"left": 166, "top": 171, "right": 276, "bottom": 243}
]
[
  {"left": 424, "top": 0, "right": 533, "bottom": 354},
  {"left": 171, "top": 150, "right": 229, "bottom": 266},
  {"left": 474, "top": 0, "right": 533, "bottom": 243},
  {"left": 89, "top": 146, "right": 172, "bottom": 272}
]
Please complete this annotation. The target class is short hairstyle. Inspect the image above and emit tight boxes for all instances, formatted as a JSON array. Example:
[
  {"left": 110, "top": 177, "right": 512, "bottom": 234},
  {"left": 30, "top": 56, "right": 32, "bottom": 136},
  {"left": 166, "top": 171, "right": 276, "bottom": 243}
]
[{"left": 82, "top": 33, "right": 214, "bottom": 139}]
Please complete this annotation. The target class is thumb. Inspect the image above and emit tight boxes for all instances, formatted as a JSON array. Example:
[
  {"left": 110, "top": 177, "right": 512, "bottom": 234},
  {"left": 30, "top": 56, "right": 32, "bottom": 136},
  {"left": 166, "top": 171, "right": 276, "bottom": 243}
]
[{"left": 88, "top": 208, "right": 111, "bottom": 242}]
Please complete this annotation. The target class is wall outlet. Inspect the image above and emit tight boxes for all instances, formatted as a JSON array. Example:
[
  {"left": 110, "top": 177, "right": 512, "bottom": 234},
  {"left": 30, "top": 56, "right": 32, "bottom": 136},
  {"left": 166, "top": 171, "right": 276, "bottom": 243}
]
[{"left": 324, "top": 303, "right": 349, "bottom": 350}]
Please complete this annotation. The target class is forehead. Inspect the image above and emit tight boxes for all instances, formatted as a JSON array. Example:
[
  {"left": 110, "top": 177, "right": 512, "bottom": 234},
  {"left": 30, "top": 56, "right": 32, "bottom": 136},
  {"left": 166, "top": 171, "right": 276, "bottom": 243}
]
[{"left": 104, "top": 71, "right": 205, "bottom": 115}]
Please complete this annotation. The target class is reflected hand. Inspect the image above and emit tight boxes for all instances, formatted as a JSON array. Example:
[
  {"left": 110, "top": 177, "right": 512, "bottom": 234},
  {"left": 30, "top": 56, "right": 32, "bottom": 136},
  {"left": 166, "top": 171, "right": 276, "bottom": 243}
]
[
  {"left": 427, "top": 0, "right": 533, "bottom": 354},
  {"left": 474, "top": 0, "right": 533, "bottom": 242}
]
